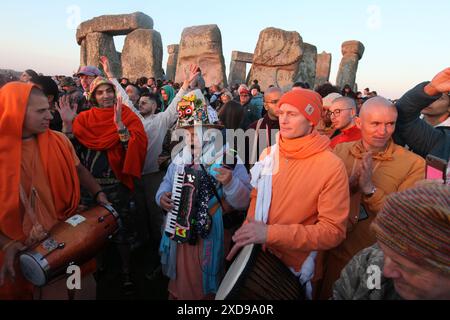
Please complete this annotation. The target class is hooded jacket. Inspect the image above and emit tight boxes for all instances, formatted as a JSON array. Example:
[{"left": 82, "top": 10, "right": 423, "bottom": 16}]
[
  {"left": 0, "top": 82, "right": 80, "bottom": 299},
  {"left": 246, "top": 131, "right": 350, "bottom": 276}
]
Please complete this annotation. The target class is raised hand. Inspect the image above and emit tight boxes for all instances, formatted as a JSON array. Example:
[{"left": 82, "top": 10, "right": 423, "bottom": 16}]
[
  {"left": 114, "top": 96, "right": 125, "bottom": 131},
  {"left": 182, "top": 64, "right": 201, "bottom": 90},
  {"left": 425, "top": 67, "right": 450, "bottom": 96},
  {"left": 359, "top": 152, "right": 375, "bottom": 195},
  {"left": 57, "top": 95, "right": 78, "bottom": 125},
  {"left": 100, "top": 56, "right": 113, "bottom": 79},
  {"left": 349, "top": 171, "right": 361, "bottom": 194}
]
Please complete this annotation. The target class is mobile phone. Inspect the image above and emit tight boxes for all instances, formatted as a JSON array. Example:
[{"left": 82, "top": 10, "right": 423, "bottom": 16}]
[
  {"left": 359, "top": 204, "right": 369, "bottom": 221},
  {"left": 425, "top": 155, "right": 447, "bottom": 184}
]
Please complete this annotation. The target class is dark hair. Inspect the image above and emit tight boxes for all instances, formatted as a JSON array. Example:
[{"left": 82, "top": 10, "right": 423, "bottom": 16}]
[
  {"left": 139, "top": 92, "right": 162, "bottom": 110},
  {"left": 315, "top": 83, "right": 340, "bottom": 98},
  {"left": 136, "top": 77, "right": 148, "bottom": 87},
  {"left": 25, "top": 69, "right": 39, "bottom": 80},
  {"left": 218, "top": 101, "right": 244, "bottom": 130},
  {"left": 293, "top": 82, "right": 308, "bottom": 89},
  {"left": 31, "top": 76, "right": 59, "bottom": 101}
]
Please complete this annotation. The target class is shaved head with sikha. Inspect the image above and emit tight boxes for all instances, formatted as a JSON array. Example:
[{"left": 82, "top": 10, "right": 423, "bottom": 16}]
[{"left": 356, "top": 97, "right": 398, "bottom": 152}]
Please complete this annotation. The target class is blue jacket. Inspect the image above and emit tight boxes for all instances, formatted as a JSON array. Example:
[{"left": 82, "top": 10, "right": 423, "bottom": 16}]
[{"left": 394, "top": 82, "right": 450, "bottom": 161}]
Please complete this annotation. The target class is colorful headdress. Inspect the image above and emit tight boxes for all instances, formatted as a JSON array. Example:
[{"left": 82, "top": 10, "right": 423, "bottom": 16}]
[{"left": 176, "top": 89, "right": 221, "bottom": 129}]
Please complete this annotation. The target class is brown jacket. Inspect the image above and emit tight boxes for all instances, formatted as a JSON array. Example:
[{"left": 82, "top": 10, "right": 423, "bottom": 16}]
[{"left": 319, "top": 139, "right": 425, "bottom": 299}]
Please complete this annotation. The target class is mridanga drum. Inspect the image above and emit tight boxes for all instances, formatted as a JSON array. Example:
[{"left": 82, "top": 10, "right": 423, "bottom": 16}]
[
  {"left": 216, "top": 244, "right": 305, "bottom": 300},
  {"left": 19, "top": 204, "right": 120, "bottom": 287}
]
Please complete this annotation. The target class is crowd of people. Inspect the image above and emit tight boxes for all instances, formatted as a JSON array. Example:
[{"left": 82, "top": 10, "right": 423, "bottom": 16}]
[{"left": 0, "top": 58, "right": 449, "bottom": 301}]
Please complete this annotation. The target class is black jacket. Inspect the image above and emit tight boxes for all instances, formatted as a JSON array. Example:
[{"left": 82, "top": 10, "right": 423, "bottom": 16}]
[{"left": 394, "top": 82, "right": 450, "bottom": 161}]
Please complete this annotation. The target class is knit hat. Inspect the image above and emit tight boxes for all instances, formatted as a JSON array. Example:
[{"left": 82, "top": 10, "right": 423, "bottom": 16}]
[
  {"left": 371, "top": 183, "right": 450, "bottom": 275},
  {"left": 322, "top": 93, "right": 342, "bottom": 108},
  {"left": 277, "top": 89, "right": 323, "bottom": 126},
  {"left": 88, "top": 77, "right": 116, "bottom": 106},
  {"left": 77, "top": 66, "right": 102, "bottom": 77}
]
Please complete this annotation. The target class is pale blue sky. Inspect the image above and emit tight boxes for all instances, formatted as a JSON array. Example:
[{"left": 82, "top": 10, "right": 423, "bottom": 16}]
[{"left": 1, "top": 0, "right": 448, "bottom": 98}]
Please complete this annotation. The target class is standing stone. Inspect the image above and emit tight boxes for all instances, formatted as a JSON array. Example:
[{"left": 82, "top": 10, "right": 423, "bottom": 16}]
[
  {"left": 175, "top": 25, "right": 227, "bottom": 88},
  {"left": 80, "top": 39, "right": 87, "bottom": 67},
  {"left": 166, "top": 44, "right": 179, "bottom": 81},
  {"left": 76, "top": 12, "right": 154, "bottom": 45},
  {"left": 336, "top": 41, "right": 365, "bottom": 90},
  {"left": 296, "top": 43, "right": 317, "bottom": 88},
  {"left": 84, "top": 32, "right": 122, "bottom": 78},
  {"left": 315, "top": 51, "right": 332, "bottom": 88},
  {"left": 247, "top": 27, "right": 303, "bottom": 92},
  {"left": 122, "top": 29, "right": 163, "bottom": 83},
  {"left": 228, "top": 51, "right": 253, "bottom": 86}
]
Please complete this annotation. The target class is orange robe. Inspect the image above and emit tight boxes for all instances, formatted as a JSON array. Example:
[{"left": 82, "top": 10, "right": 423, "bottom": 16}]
[{"left": 0, "top": 83, "right": 81, "bottom": 300}]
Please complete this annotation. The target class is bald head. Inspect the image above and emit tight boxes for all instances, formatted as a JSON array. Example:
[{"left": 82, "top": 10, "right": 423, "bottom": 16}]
[
  {"left": 265, "top": 86, "right": 282, "bottom": 96},
  {"left": 359, "top": 96, "right": 397, "bottom": 119},
  {"left": 332, "top": 97, "right": 357, "bottom": 111},
  {"left": 329, "top": 97, "right": 357, "bottom": 130},
  {"left": 356, "top": 96, "right": 398, "bottom": 152},
  {"left": 264, "top": 87, "right": 283, "bottom": 120}
]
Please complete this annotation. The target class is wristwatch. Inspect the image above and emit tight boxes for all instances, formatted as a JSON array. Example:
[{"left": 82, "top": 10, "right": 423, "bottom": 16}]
[{"left": 364, "top": 186, "right": 377, "bottom": 198}]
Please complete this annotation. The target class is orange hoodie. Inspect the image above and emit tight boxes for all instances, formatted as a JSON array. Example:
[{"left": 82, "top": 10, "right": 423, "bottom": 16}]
[{"left": 247, "top": 131, "right": 350, "bottom": 275}]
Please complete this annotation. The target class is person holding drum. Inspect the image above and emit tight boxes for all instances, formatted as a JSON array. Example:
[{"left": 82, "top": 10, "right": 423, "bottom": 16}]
[
  {"left": 0, "top": 82, "right": 109, "bottom": 299},
  {"left": 58, "top": 77, "right": 148, "bottom": 295},
  {"left": 227, "top": 89, "right": 351, "bottom": 300}
]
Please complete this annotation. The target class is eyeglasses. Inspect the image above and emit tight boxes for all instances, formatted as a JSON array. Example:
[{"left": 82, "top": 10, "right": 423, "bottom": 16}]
[{"left": 326, "top": 108, "right": 353, "bottom": 118}]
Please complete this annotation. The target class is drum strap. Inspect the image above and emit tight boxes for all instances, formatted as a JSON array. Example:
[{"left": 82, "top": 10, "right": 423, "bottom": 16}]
[{"left": 19, "top": 184, "right": 48, "bottom": 246}]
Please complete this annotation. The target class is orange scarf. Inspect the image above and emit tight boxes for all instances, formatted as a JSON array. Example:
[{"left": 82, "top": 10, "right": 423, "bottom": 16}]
[
  {"left": 72, "top": 107, "right": 148, "bottom": 190},
  {"left": 279, "top": 130, "right": 331, "bottom": 160},
  {"left": 0, "top": 82, "right": 80, "bottom": 299}
]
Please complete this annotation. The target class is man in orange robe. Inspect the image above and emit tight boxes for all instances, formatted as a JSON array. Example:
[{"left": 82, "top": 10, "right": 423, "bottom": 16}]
[
  {"left": 0, "top": 82, "right": 107, "bottom": 300},
  {"left": 228, "top": 89, "right": 350, "bottom": 299}
]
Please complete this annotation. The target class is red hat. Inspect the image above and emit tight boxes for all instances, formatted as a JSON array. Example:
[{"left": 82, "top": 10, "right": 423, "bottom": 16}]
[
  {"left": 277, "top": 89, "right": 323, "bottom": 126},
  {"left": 238, "top": 85, "right": 251, "bottom": 96}
]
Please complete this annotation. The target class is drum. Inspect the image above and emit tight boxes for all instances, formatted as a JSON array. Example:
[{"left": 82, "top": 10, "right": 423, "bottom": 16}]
[
  {"left": 19, "top": 204, "right": 120, "bottom": 287},
  {"left": 216, "top": 244, "right": 304, "bottom": 300}
]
